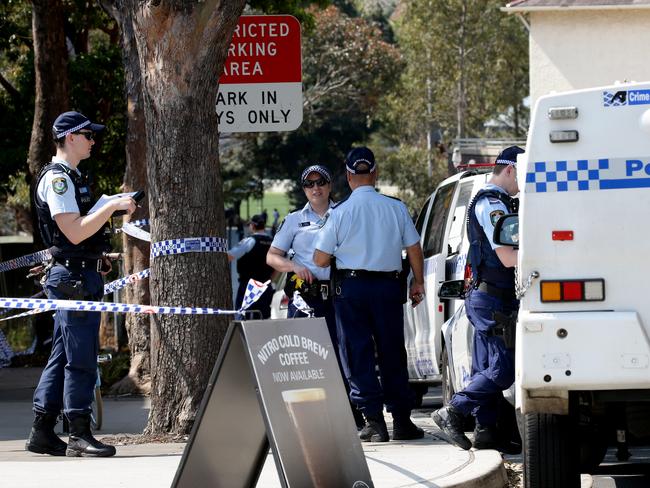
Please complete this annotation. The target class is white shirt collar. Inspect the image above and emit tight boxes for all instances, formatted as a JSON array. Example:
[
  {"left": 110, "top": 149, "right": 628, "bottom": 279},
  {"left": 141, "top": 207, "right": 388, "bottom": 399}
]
[{"left": 51, "top": 156, "right": 81, "bottom": 175}]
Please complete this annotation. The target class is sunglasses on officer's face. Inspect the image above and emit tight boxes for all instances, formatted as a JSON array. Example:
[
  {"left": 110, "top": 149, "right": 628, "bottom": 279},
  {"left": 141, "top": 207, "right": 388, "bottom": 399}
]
[
  {"left": 302, "top": 178, "right": 328, "bottom": 189},
  {"left": 74, "top": 131, "right": 95, "bottom": 141}
]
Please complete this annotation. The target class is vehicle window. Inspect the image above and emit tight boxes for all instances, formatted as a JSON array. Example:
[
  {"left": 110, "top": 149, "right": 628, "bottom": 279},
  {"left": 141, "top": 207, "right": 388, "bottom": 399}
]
[
  {"left": 414, "top": 197, "right": 431, "bottom": 235},
  {"left": 447, "top": 181, "right": 474, "bottom": 254},
  {"left": 422, "top": 183, "right": 456, "bottom": 258}
]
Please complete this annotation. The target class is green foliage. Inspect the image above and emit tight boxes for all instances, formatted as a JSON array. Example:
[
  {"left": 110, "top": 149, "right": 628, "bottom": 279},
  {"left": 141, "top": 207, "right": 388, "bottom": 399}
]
[
  {"left": 379, "top": 0, "right": 529, "bottom": 210},
  {"left": 0, "top": 0, "right": 126, "bottom": 232},
  {"left": 222, "top": 5, "right": 403, "bottom": 208}
]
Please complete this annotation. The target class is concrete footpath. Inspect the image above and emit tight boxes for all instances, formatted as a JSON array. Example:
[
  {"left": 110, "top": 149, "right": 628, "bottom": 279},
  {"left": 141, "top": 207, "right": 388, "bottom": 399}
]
[{"left": 0, "top": 368, "right": 508, "bottom": 488}]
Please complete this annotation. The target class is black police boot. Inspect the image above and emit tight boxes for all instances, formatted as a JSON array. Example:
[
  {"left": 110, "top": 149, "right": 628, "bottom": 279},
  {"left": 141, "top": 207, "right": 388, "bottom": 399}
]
[
  {"left": 351, "top": 405, "right": 366, "bottom": 431},
  {"left": 392, "top": 414, "right": 424, "bottom": 441},
  {"left": 432, "top": 406, "right": 472, "bottom": 450},
  {"left": 25, "top": 413, "right": 67, "bottom": 456},
  {"left": 358, "top": 413, "right": 389, "bottom": 443},
  {"left": 66, "top": 415, "right": 116, "bottom": 457},
  {"left": 473, "top": 423, "right": 522, "bottom": 454}
]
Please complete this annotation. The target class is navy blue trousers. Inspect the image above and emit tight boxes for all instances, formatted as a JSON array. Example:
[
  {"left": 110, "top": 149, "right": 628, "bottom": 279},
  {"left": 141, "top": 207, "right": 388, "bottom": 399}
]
[
  {"left": 450, "top": 288, "right": 518, "bottom": 426},
  {"left": 33, "top": 264, "right": 103, "bottom": 419},
  {"left": 333, "top": 277, "right": 413, "bottom": 417}
]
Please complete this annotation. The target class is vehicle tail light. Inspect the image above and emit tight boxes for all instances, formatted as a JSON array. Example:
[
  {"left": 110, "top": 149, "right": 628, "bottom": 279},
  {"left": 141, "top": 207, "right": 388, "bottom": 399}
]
[
  {"left": 540, "top": 279, "right": 605, "bottom": 302},
  {"left": 464, "top": 264, "right": 473, "bottom": 291},
  {"left": 280, "top": 293, "right": 289, "bottom": 306}
]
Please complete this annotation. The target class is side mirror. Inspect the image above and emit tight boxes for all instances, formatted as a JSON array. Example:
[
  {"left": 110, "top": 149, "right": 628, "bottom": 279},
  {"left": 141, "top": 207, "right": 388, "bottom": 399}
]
[
  {"left": 438, "top": 280, "right": 466, "bottom": 300},
  {"left": 493, "top": 214, "right": 519, "bottom": 247}
]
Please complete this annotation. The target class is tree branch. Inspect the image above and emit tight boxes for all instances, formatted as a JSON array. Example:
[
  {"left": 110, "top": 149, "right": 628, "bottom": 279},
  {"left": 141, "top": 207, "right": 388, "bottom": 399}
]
[{"left": 0, "top": 71, "right": 21, "bottom": 104}]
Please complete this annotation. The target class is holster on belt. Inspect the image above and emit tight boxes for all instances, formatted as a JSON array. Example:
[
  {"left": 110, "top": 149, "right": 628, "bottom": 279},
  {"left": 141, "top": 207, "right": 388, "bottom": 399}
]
[
  {"left": 491, "top": 310, "right": 518, "bottom": 349},
  {"left": 55, "top": 280, "right": 88, "bottom": 317},
  {"left": 284, "top": 272, "right": 330, "bottom": 300}
]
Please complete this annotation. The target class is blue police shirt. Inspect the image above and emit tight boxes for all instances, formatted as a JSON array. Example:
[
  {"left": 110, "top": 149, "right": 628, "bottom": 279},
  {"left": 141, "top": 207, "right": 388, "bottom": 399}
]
[
  {"left": 474, "top": 183, "right": 509, "bottom": 250},
  {"left": 314, "top": 186, "right": 420, "bottom": 272},
  {"left": 271, "top": 201, "right": 333, "bottom": 281}
]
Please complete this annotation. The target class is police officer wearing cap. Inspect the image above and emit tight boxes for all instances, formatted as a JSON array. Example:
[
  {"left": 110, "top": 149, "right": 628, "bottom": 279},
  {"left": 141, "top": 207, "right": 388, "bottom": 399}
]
[
  {"left": 432, "top": 146, "right": 523, "bottom": 453},
  {"left": 228, "top": 214, "right": 275, "bottom": 318},
  {"left": 313, "top": 147, "right": 426, "bottom": 443},
  {"left": 267, "top": 165, "right": 366, "bottom": 429},
  {"left": 27, "top": 111, "right": 136, "bottom": 457}
]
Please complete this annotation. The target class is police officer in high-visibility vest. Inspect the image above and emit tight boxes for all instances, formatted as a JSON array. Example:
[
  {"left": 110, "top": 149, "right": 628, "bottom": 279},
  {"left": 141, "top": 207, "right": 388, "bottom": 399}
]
[
  {"left": 228, "top": 214, "right": 275, "bottom": 318},
  {"left": 432, "top": 146, "right": 523, "bottom": 453},
  {"left": 27, "top": 111, "right": 136, "bottom": 457},
  {"left": 313, "top": 147, "right": 426, "bottom": 443}
]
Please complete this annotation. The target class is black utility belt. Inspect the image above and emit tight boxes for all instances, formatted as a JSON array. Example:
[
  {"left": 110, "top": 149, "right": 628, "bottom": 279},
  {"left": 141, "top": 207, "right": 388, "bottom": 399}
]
[
  {"left": 336, "top": 269, "right": 400, "bottom": 280},
  {"left": 53, "top": 256, "right": 103, "bottom": 272},
  {"left": 476, "top": 281, "right": 516, "bottom": 301}
]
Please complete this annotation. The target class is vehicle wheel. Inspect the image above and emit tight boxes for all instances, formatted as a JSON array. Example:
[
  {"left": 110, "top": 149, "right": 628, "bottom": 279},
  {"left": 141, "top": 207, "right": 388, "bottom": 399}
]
[
  {"left": 91, "top": 386, "right": 103, "bottom": 431},
  {"left": 410, "top": 383, "right": 429, "bottom": 408},
  {"left": 441, "top": 345, "right": 454, "bottom": 406},
  {"left": 523, "top": 413, "right": 580, "bottom": 488}
]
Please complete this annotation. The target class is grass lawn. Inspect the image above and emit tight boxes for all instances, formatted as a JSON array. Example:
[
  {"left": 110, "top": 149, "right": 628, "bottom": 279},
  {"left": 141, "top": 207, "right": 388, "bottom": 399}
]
[{"left": 244, "top": 192, "right": 294, "bottom": 223}]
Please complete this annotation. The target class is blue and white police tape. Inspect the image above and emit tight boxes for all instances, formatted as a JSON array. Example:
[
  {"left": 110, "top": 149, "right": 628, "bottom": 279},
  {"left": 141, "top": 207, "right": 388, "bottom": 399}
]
[
  {"left": 104, "top": 268, "right": 151, "bottom": 294},
  {"left": 0, "top": 268, "right": 153, "bottom": 322},
  {"left": 0, "top": 249, "right": 52, "bottom": 273},
  {"left": 151, "top": 236, "right": 228, "bottom": 258},
  {"left": 120, "top": 221, "right": 151, "bottom": 242},
  {"left": 292, "top": 291, "right": 314, "bottom": 317},
  {"left": 114, "top": 219, "right": 149, "bottom": 230},
  {"left": 0, "top": 279, "right": 271, "bottom": 317}
]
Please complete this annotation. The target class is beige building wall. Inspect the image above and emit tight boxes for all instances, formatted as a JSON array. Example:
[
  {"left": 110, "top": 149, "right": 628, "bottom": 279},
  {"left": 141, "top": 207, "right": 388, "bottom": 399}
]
[{"left": 529, "top": 9, "right": 650, "bottom": 104}]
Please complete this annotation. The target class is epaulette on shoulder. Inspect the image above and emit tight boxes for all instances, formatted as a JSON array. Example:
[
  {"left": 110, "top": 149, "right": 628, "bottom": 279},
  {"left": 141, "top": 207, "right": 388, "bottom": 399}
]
[
  {"left": 384, "top": 194, "right": 403, "bottom": 202},
  {"left": 331, "top": 195, "right": 350, "bottom": 209}
]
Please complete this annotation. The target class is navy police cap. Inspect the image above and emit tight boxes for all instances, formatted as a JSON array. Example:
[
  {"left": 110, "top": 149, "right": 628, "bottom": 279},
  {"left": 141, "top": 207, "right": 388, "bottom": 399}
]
[
  {"left": 52, "top": 111, "right": 105, "bottom": 139},
  {"left": 495, "top": 145, "right": 525, "bottom": 166},
  {"left": 345, "top": 146, "right": 376, "bottom": 174},
  {"left": 301, "top": 164, "right": 331, "bottom": 184}
]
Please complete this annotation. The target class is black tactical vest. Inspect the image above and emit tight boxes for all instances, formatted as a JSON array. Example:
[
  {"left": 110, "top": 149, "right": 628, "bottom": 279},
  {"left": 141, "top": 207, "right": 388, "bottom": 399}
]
[
  {"left": 467, "top": 188, "right": 516, "bottom": 288},
  {"left": 34, "top": 163, "right": 112, "bottom": 260},
  {"left": 236, "top": 234, "right": 274, "bottom": 283}
]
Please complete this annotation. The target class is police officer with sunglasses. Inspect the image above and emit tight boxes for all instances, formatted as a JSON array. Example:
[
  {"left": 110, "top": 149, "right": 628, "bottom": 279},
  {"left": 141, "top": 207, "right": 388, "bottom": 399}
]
[
  {"left": 267, "top": 164, "right": 365, "bottom": 429},
  {"left": 26, "top": 111, "right": 136, "bottom": 458}
]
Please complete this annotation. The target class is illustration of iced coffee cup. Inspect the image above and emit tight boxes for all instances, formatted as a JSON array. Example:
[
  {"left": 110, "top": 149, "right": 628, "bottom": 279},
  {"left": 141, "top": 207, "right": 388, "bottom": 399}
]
[{"left": 281, "top": 388, "right": 340, "bottom": 487}]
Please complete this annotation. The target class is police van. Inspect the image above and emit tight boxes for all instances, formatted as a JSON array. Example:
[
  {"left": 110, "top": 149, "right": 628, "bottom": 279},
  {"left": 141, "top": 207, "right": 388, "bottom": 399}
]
[
  {"left": 494, "top": 82, "right": 650, "bottom": 487},
  {"left": 403, "top": 163, "right": 504, "bottom": 405}
]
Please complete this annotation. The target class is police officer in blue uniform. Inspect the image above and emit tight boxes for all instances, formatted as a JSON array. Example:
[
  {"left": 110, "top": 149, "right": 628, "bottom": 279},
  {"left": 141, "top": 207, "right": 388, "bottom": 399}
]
[
  {"left": 228, "top": 214, "right": 275, "bottom": 318},
  {"left": 313, "top": 147, "right": 426, "bottom": 442},
  {"left": 27, "top": 111, "right": 136, "bottom": 457},
  {"left": 267, "top": 165, "right": 366, "bottom": 429},
  {"left": 432, "top": 146, "right": 523, "bottom": 452}
]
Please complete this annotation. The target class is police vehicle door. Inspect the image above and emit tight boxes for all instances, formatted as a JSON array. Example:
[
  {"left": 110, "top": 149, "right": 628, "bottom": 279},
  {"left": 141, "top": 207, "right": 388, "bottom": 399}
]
[
  {"left": 411, "top": 182, "right": 457, "bottom": 379},
  {"left": 404, "top": 195, "right": 432, "bottom": 379}
]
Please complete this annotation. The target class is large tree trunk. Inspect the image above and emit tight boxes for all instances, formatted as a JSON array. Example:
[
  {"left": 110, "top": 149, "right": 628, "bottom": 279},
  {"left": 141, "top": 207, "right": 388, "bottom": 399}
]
[
  {"left": 101, "top": 2, "right": 152, "bottom": 395},
  {"left": 131, "top": 1, "right": 245, "bottom": 434},
  {"left": 28, "top": 0, "right": 70, "bottom": 352}
]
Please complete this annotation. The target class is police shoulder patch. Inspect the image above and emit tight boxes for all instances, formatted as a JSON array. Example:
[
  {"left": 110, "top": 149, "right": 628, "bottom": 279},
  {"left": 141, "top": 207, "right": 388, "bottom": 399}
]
[
  {"left": 490, "top": 210, "right": 505, "bottom": 226},
  {"left": 52, "top": 177, "right": 68, "bottom": 195}
]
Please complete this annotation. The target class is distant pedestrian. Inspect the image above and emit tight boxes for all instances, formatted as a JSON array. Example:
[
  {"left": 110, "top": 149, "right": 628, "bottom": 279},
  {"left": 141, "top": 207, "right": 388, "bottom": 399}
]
[
  {"left": 271, "top": 208, "right": 280, "bottom": 236},
  {"left": 313, "top": 147, "right": 426, "bottom": 443},
  {"left": 228, "top": 214, "right": 275, "bottom": 318}
]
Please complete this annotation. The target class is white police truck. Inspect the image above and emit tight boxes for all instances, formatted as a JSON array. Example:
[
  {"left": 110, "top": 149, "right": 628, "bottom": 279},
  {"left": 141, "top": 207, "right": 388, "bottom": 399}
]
[{"left": 496, "top": 82, "right": 650, "bottom": 488}]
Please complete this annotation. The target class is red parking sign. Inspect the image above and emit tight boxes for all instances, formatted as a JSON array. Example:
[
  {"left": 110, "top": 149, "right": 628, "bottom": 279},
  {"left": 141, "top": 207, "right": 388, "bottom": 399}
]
[
  {"left": 217, "top": 15, "right": 303, "bottom": 133},
  {"left": 220, "top": 16, "right": 302, "bottom": 84}
]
